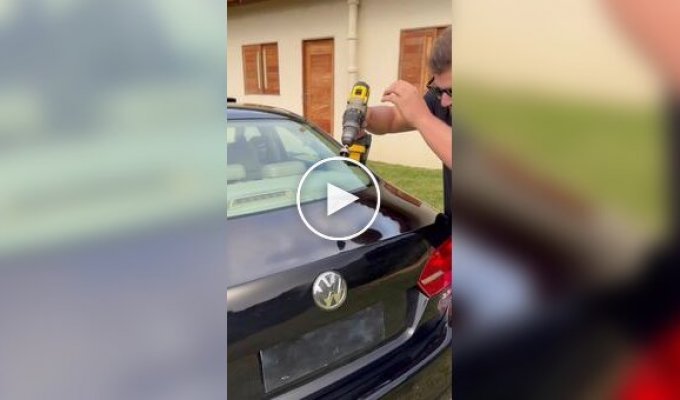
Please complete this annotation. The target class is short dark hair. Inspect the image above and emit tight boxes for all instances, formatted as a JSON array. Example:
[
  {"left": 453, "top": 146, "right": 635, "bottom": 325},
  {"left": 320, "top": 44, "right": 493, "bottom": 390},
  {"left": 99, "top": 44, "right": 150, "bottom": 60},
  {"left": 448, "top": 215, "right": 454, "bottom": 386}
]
[{"left": 429, "top": 26, "right": 451, "bottom": 75}]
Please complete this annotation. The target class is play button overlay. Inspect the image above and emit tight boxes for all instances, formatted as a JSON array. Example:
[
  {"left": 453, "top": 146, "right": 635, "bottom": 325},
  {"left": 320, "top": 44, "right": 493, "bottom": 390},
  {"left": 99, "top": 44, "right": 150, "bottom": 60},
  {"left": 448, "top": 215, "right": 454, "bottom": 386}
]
[
  {"left": 327, "top": 183, "right": 359, "bottom": 216},
  {"left": 297, "top": 156, "right": 381, "bottom": 241}
]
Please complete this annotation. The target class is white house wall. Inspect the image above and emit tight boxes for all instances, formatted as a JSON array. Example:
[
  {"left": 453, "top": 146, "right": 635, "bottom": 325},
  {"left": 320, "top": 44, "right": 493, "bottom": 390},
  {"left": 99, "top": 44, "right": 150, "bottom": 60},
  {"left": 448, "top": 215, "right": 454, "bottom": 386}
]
[{"left": 227, "top": 0, "right": 453, "bottom": 169}]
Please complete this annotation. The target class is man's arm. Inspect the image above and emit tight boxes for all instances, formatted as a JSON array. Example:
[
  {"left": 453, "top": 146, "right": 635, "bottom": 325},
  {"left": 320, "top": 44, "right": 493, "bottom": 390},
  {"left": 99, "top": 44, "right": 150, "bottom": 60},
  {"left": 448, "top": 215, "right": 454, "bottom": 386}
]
[{"left": 364, "top": 106, "right": 413, "bottom": 134}]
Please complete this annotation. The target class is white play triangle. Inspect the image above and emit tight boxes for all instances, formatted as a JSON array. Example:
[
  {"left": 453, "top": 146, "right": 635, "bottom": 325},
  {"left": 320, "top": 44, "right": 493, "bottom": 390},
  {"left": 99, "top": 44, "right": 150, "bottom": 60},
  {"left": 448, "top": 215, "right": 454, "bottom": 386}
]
[{"left": 326, "top": 183, "right": 359, "bottom": 216}]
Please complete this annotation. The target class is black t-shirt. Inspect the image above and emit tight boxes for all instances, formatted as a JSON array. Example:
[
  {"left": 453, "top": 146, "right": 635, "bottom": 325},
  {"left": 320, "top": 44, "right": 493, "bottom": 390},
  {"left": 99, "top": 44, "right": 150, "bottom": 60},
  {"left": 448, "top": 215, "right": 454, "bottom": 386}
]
[{"left": 424, "top": 91, "right": 452, "bottom": 216}]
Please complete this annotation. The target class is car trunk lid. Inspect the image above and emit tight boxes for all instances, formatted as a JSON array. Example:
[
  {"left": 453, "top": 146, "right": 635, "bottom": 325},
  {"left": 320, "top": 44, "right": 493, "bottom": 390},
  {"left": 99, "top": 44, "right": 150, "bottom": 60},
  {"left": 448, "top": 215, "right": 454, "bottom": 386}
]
[{"left": 227, "top": 231, "right": 433, "bottom": 399}]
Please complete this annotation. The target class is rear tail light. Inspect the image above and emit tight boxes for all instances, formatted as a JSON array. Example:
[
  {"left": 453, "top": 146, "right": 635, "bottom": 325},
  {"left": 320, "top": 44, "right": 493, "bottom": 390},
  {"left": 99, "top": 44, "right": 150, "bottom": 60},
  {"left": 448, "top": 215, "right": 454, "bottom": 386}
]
[
  {"left": 617, "top": 320, "right": 680, "bottom": 400},
  {"left": 418, "top": 237, "right": 452, "bottom": 298}
]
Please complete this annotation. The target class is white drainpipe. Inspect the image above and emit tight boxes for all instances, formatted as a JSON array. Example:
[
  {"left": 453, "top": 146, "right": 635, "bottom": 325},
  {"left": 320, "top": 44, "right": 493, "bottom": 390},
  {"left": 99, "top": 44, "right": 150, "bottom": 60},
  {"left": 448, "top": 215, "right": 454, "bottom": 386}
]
[{"left": 347, "top": 0, "right": 360, "bottom": 87}]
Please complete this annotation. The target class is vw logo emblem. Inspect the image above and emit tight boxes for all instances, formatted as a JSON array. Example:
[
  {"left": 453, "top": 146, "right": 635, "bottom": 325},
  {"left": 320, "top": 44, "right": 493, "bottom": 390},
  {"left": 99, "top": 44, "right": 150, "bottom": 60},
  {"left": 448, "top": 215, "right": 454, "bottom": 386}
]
[{"left": 312, "top": 271, "right": 347, "bottom": 311}]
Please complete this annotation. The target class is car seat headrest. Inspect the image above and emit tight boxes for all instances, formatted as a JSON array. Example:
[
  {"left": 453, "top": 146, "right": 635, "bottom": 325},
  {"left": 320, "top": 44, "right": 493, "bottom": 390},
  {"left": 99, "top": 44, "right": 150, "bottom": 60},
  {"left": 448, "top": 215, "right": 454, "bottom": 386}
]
[
  {"left": 261, "top": 161, "right": 306, "bottom": 179},
  {"left": 227, "top": 164, "right": 247, "bottom": 182}
]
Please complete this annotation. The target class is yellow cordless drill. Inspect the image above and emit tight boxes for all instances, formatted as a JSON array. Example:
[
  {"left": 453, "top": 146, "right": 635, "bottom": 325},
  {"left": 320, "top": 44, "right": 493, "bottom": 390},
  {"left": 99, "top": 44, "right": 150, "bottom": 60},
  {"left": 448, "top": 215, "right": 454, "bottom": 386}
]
[{"left": 340, "top": 81, "right": 372, "bottom": 163}]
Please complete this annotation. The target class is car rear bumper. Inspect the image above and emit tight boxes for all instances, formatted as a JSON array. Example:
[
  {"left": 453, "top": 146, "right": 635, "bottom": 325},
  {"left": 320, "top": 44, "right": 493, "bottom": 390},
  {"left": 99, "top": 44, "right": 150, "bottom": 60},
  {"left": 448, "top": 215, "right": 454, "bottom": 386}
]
[
  {"left": 300, "top": 314, "right": 452, "bottom": 400},
  {"left": 367, "top": 322, "right": 452, "bottom": 400},
  {"left": 381, "top": 343, "right": 452, "bottom": 400}
]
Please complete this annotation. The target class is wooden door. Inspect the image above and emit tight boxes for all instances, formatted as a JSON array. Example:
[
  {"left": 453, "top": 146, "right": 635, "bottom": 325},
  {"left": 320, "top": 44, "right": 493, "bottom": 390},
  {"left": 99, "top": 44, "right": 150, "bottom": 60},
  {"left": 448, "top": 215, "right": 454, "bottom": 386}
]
[{"left": 303, "top": 39, "right": 334, "bottom": 135}]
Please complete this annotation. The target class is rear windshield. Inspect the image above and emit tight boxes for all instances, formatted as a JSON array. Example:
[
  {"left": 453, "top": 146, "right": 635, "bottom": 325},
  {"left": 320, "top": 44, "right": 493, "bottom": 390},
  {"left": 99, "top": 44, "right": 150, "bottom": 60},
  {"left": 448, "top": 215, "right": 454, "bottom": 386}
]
[{"left": 227, "top": 118, "right": 371, "bottom": 218}]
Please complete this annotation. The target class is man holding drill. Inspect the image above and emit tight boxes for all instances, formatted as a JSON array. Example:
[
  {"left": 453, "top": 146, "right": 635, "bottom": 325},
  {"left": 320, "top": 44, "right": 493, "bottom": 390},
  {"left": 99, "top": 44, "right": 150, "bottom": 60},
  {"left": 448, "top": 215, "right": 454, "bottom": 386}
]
[{"left": 363, "top": 27, "right": 452, "bottom": 215}]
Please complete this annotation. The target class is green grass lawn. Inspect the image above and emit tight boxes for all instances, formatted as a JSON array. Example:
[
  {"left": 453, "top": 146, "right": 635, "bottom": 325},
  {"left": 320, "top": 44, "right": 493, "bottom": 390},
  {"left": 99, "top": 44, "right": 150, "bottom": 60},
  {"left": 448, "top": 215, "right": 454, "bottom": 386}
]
[{"left": 368, "top": 161, "right": 444, "bottom": 212}]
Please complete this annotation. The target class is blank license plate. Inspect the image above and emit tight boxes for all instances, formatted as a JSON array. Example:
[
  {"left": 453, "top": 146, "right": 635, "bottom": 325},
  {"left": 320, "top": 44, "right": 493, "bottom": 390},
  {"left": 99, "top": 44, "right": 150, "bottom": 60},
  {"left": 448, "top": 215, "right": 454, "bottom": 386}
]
[{"left": 260, "top": 304, "right": 385, "bottom": 393}]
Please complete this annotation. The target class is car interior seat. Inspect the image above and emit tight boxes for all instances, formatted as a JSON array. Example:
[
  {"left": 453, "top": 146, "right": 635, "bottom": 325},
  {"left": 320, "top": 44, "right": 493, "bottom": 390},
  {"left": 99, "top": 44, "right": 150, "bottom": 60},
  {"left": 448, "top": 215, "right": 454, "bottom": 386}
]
[
  {"left": 247, "top": 132, "right": 290, "bottom": 165},
  {"left": 227, "top": 135, "right": 262, "bottom": 180},
  {"left": 226, "top": 164, "right": 246, "bottom": 183}
]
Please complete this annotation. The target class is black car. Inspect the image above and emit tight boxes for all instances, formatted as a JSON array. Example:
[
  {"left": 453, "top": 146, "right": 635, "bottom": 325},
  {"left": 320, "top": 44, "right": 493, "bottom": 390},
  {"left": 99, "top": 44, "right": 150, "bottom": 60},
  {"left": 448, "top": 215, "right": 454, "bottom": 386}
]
[{"left": 226, "top": 103, "right": 453, "bottom": 399}]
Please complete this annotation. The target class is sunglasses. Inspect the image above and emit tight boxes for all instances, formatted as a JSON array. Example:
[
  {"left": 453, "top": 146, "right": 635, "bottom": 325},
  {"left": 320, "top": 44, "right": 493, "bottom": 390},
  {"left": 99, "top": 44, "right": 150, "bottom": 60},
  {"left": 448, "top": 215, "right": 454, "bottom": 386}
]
[{"left": 426, "top": 77, "right": 452, "bottom": 99}]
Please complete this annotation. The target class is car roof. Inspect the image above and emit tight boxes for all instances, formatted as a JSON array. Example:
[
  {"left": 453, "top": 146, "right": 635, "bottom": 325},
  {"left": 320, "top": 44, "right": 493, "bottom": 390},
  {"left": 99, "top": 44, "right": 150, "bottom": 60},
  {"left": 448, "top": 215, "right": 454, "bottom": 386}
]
[{"left": 226, "top": 103, "right": 306, "bottom": 123}]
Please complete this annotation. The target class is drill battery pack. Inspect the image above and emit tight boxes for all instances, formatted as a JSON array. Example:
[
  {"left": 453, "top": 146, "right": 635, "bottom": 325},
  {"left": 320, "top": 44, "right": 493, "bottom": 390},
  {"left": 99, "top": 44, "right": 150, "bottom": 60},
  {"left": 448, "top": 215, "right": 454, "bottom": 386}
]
[{"left": 346, "top": 134, "right": 372, "bottom": 164}]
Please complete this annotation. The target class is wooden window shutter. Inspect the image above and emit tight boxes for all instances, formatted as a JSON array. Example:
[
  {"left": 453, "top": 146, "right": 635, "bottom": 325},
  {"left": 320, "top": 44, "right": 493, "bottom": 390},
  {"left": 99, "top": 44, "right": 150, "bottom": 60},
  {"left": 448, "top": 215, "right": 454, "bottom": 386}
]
[
  {"left": 242, "top": 44, "right": 261, "bottom": 95},
  {"left": 262, "top": 43, "right": 280, "bottom": 94},
  {"left": 398, "top": 27, "right": 442, "bottom": 95}
]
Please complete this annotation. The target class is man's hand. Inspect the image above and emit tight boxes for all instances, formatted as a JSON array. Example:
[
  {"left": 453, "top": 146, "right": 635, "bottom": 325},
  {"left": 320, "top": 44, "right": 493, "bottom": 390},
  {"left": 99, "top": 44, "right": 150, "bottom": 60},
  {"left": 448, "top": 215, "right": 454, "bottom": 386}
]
[
  {"left": 381, "top": 80, "right": 431, "bottom": 129},
  {"left": 380, "top": 80, "right": 452, "bottom": 168}
]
